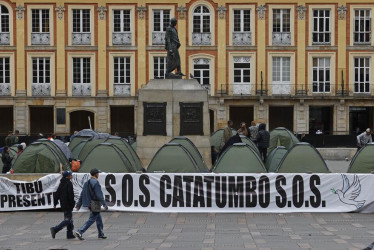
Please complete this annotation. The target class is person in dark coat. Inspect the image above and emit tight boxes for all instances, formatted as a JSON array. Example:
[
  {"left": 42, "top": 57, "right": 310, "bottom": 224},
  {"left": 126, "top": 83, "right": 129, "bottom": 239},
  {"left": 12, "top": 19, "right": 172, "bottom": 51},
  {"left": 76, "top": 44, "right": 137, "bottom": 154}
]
[
  {"left": 256, "top": 123, "right": 270, "bottom": 163},
  {"left": 1, "top": 146, "right": 13, "bottom": 173},
  {"left": 50, "top": 171, "right": 76, "bottom": 239},
  {"left": 219, "top": 133, "right": 242, "bottom": 158}
]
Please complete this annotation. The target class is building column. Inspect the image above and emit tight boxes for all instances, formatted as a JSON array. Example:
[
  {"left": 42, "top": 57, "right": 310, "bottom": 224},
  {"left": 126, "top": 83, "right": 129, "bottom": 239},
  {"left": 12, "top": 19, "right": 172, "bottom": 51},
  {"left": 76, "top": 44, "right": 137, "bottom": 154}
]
[
  {"left": 55, "top": 2, "right": 66, "bottom": 96},
  {"left": 137, "top": 2, "right": 147, "bottom": 89},
  {"left": 15, "top": 2, "right": 26, "bottom": 97},
  {"left": 97, "top": 5, "right": 107, "bottom": 97}
]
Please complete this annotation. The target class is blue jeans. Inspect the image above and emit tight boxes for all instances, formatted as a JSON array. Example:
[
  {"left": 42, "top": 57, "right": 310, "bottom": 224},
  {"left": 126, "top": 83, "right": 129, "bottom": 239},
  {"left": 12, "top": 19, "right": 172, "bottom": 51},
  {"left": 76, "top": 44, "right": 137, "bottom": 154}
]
[
  {"left": 78, "top": 212, "right": 104, "bottom": 237},
  {"left": 53, "top": 210, "right": 74, "bottom": 236}
]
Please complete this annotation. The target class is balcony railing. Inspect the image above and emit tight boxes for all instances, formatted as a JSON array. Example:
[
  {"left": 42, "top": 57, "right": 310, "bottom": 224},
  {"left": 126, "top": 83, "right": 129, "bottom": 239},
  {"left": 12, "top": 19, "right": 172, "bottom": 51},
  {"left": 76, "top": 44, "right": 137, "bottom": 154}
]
[
  {"left": 0, "top": 83, "right": 10, "bottom": 96},
  {"left": 112, "top": 32, "right": 131, "bottom": 45},
  {"left": 152, "top": 31, "right": 166, "bottom": 45},
  {"left": 72, "top": 83, "right": 91, "bottom": 96},
  {"left": 32, "top": 83, "right": 50, "bottom": 96},
  {"left": 272, "top": 32, "right": 291, "bottom": 45},
  {"left": 0, "top": 32, "right": 10, "bottom": 45},
  {"left": 192, "top": 32, "right": 211, "bottom": 45},
  {"left": 114, "top": 84, "right": 131, "bottom": 96},
  {"left": 31, "top": 33, "right": 50, "bottom": 45},
  {"left": 72, "top": 33, "right": 91, "bottom": 45},
  {"left": 232, "top": 32, "right": 252, "bottom": 45},
  {"left": 312, "top": 32, "right": 331, "bottom": 45}
]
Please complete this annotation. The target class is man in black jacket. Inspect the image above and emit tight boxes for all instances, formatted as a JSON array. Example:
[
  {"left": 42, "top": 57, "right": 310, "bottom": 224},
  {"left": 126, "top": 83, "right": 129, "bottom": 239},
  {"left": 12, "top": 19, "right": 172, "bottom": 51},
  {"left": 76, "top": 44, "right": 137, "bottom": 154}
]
[
  {"left": 256, "top": 123, "right": 270, "bottom": 163},
  {"left": 50, "top": 171, "right": 76, "bottom": 239}
]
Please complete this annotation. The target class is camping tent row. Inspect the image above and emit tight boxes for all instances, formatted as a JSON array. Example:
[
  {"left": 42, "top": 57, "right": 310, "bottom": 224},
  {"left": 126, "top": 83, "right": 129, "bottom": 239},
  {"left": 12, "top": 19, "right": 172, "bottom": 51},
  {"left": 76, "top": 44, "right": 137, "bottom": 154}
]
[
  {"left": 147, "top": 137, "right": 210, "bottom": 173},
  {"left": 211, "top": 142, "right": 330, "bottom": 174}
]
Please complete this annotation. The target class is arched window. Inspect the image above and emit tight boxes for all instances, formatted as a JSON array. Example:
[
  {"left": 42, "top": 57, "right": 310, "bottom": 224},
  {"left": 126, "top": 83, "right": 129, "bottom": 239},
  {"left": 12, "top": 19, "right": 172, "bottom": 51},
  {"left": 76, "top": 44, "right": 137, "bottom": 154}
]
[
  {"left": 0, "top": 5, "right": 10, "bottom": 45},
  {"left": 193, "top": 5, "right": 210, "bottom": 33},
  {"left": 192, "top": 5, "right": 211, "bottom": 45}
]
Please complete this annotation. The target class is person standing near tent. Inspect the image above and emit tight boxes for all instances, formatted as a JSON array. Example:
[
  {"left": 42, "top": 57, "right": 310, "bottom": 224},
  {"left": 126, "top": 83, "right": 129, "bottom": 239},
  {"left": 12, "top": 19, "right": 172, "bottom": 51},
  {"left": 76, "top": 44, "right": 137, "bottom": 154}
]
[
  {"left": 249, "top": 121, "right": 258, "bottom": 142},
  {"left": 74, "top": 168, "right": 108, "bottom": 240},
  {"left": 223, "top": 120, "right": 233, "bottom": 144},
  {"left": 357, "top": 128, "right": 372, "bottom": 149},
  {"left": 10, "top": 130, "right": 19, "bottom": 145},
  {"left": 256, "top": 123, "right": 270, "bottom": 163},
  {"left": 50, "top": 170, "right": 76, "bottom": 239},
  {"left": 237, "top": 122, "right": 248, "bottom": 136},
  {"left": 1, "top": 146, "right": 13, "bottom": 173},
  {"left": 5, "top": 131, "right": 12, "bottom": 147}
]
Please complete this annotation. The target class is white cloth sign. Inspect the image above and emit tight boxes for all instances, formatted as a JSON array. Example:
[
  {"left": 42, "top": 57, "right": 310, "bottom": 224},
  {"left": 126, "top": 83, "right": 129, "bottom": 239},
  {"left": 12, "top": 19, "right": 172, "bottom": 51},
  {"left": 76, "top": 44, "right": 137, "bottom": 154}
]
[{"left": 1, "top": 173, "right": 373, "bottom": 213}]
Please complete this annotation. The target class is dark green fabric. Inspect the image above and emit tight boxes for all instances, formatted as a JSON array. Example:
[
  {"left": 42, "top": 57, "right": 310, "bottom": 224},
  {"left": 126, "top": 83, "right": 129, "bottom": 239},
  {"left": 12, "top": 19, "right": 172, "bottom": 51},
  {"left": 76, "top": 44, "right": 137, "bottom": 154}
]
[
  {"left": 12, "top": 143, "right": 70, "bottom": 173},
  {"left": 268, "top": 127, "right": 299, "bottom": 155},
  {"left": 169, "top": 137, "right": 209, "bottom": 172},
  {"left": 79, "top": 143, "right": 134, "bottom": 173},
  {"left": 210, "top": 129, "right": 237, "bottom": 150},
  {"left": 266, "top": 146, "right": 287, "bottom": 172},
  {"left": 239, "top": 135, "right": 260, "bottom": 156},
  {"left": 37, "top": 139, "right": 70, "bottom": 163},
  {"left": 147, "top": 144, "right": 200, "bottom": 173},
  {"left": 276, "top": 143, "right": 330, "bottom": 173},
  {"left": 68, "top": 136, "right": 93, "bottom": 150},
  {"left": 212, "top": 143, "right": 267, "bottom": 173},
  {"left": 348, "top": 143, "right": 374, "bottom": 173},
  {"left": 77, "top": 139, "right": 106, "bottom": 161},
  {"left": 71, "top": 140, "right": 89, "bottom": 159},
  {"left": 105, "top": 138, "right": 143, "bottom": 171}
]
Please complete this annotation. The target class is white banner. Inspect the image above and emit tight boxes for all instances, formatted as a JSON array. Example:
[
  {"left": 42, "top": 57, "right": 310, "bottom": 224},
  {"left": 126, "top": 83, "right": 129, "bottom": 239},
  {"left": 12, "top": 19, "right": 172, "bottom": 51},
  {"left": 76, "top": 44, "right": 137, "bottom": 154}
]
[{"left": 1, "top": 173, "right": 374, "bottom": 213}]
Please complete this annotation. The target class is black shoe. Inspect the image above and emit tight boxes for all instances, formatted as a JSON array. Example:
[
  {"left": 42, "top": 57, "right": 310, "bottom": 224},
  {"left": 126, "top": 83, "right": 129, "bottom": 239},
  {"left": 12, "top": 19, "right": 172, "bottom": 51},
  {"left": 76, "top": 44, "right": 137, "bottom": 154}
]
[
  {"left": 50, "top": 227, "right": 56, "bottom": 239},
  {"left": 98, "top": 235, "right": 107, "bottom": 239},
  {"left": 73, "top": 231, "right": 84, "bottom": 240},
  {"left": 67, "top": 235, "right": 76, "bottom": 239}
]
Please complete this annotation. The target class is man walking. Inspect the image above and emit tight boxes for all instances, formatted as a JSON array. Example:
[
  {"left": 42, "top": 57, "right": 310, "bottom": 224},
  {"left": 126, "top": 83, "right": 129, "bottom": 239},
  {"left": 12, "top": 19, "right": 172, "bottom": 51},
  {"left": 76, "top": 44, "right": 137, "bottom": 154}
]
[
  {"left": 74, "top": 168, "right": 108, "bottom": 240},
  {"left": 50, "top": 171, "right": 76, "bottom": 239},
  {"left": 357, "top": 128, "right": 372, "bottom": 149}
]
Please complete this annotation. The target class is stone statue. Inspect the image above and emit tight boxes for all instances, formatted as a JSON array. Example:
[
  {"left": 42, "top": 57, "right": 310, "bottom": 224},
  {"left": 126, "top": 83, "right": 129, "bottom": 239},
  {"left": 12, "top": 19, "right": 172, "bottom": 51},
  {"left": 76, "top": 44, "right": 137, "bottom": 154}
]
[{"left": 165, "top": 18, "right": 185, "bottom": 79}]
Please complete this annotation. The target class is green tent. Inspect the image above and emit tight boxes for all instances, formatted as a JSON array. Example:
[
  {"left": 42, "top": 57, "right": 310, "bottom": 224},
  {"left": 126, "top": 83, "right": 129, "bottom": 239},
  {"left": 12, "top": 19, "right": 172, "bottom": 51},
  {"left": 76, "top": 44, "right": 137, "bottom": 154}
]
[
  {"left": 147, "top": 143, "right": 200, "bottom": 173},
  {"left": 12, "top": 142, "right": 70, "bottom": 173},
  {"left": 76, "top": 138, "right": 107, "bottom": 161},
  {"left": 212, "top": 143, "right": 267, "bottom": 173},
  {"left": 210, "top": 128, "right": 237, "bottom": 150},
  {"left": 68, "top": 136, "right": 93, "bottom": 150},
  {"left": 239, "top": 135, "right": 260, "bottom": 156},
  {"left": 131, "top": 141, "right": 136, "bottom": 151},
  {"left": 348, "top": 143, "right": 374, "bottom": 173},
  {"left": 79, "top": 143, "right": 135, "bottom": 173},
  {"left": 105, "top": 137, "right": 143, "bottom": 171},
  {"left": 276, "top": 142, "right": 330, "bottom": 173},
  {"left": 71, "top": 140, "right": 89, "bottom": 159},
  {"left": 0, "top": 146, "right": 18, "bottom": 170},
  {"left": 169, "top": 137, "right": 209, "bottom": 172},
  {"left": 269, "top": 127, "right": 299, "bottom": 155},
  {"left": 266, "top": 146, "right": 288, "bottom": 172},
  {"left": 37, "top": 139, "right": 72, "bottom": 161}
]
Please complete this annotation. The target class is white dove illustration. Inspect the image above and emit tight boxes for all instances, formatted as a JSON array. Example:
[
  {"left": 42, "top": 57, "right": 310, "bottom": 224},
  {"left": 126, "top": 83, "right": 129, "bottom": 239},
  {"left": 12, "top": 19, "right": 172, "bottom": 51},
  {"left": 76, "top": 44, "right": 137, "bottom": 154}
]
[{"left": 331, "top": 174, "right": 366, "bottom": 209}]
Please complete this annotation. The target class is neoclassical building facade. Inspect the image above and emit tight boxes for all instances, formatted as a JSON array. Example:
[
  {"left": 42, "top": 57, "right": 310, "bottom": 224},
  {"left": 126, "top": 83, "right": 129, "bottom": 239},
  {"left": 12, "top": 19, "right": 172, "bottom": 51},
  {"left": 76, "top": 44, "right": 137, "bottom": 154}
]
[{"left": 0, "top": 0, "right": 373, "bottom": 136}]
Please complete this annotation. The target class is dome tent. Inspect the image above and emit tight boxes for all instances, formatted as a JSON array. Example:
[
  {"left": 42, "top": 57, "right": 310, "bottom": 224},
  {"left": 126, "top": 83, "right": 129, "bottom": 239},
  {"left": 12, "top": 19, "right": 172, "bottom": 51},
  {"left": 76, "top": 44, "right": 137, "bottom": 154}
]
[
  {"left": 78, "top": 143, "right": 135, "bottom": 173},
  {"left": 0, "top": 146, "right": 18, "bottom": 170},
  {"left": 212, "top": 143, "right": 267, "bottom": 173},
  {"left": 276, "top": 143, "right": 330, "bottom": 173},
  {"left": 71, "top": 140, "right": 90, "bottom": 159},
  {"left": 68, "top": 129, "right": 110, "bottom": 150},
  {"left": 12, "top": 142, "right": 70, "bottom": 173},
  {"left": 348, "top": 143, "right": 374, "bottom": 173},
  {"left": 239, "top": 135, "right": 260, "bottom": 156},
  {"left": 147, "top": 143, "right": 200, "bottom": 173},
  {"left": 265, "top": 146, "right": 288, "bottom": 172},
  {"left": 37, "top": 139, "right": 72, "bottom": 160},
  {"left": 269, "top": 127, "right": 299, "bottom": 155},
  {"left": 74, "top": 138, "right": 107, "bottom": 160},
  {"left": 210, "top": 128, "right": 237, "bottom": 150},
  {"left": 169, "top": 136, "right": 209, "bottom": 172}
]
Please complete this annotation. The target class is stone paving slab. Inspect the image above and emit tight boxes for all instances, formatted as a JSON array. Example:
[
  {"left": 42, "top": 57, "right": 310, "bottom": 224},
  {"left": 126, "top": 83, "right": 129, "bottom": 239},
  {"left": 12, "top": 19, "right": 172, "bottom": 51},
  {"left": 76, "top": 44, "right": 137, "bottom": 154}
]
[{"left": 0, "top": 211, "right": 374, "bottom": 250}]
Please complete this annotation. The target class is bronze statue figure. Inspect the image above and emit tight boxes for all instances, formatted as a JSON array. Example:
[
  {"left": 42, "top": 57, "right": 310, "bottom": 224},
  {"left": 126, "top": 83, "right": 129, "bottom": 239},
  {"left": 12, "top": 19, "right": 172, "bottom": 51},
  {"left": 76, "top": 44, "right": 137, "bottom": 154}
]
[{"left": 165, "top": 18, "right": 185, "bottom": 79}]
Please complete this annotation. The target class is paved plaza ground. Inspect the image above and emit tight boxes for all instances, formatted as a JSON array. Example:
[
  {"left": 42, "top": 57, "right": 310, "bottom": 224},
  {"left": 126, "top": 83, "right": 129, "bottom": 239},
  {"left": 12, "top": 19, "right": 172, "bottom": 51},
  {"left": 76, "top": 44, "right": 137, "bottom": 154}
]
[{"left": 0, "top": 211, "right": 373, "bottom": 250}]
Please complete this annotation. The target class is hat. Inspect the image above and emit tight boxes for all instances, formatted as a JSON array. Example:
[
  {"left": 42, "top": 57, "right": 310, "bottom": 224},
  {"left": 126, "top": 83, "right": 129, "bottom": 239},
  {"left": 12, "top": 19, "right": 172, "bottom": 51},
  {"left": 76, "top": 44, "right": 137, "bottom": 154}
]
[
  {"left": 62, "top": 170, "right": 72, "bottom": 178},
  {"left": 90, "top": 168, "right": 102, "bottom": 176},
  {"left": 17, "top": 144, "right": 23, "bottom": 150},
  {"left": 20, "top": 142, "right": 26, "bottom": 150},
  {"left": 366, "top": 128, "right": 371, "bottom": 133}
]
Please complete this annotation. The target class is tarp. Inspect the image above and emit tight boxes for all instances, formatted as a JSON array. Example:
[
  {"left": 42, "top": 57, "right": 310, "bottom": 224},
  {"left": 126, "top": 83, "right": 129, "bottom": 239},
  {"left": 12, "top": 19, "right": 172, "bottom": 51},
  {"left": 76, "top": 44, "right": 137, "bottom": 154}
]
[
  {"left": 12, "top": 142, "right": 70, "bottom": 173},
  {"left": 276, "top": 143, "right": 330, "bottom": 173},
  {"left": 266, "top": 146, "right": 288, "bottom": 172},
  {"left": 239, "top": 135, "right": 260, "bottom": 155},
  {"left": 210, "top": 128, "right": 237, "bottom": 150},
  {"left": 79, "top": 143, "right": 135, "bottom": 173},
  {"left": 269, "top": 127, "right": 299, "bottom": 154},
  {"left": 147, "top": 143, "right": 200, "bottom": 173},
  {"left": 348, "top": 143, "right": 374, "bottom": 173},
  {"left": 169, "top": 137, "right": 209, "bottom": 172},
  {"left": 212, "top": 143, "right": 267, "bottom": 173},
  {"left": 3, "top": 173, "right": 373, "bottom": 213}
]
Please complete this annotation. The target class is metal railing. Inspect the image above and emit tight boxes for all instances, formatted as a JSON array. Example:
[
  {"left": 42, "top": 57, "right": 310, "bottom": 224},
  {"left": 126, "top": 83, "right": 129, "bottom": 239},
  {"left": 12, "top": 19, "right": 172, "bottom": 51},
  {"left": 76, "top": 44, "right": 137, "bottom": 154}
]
[
  {"left": 114, "top": 84, "right": 131, "bottom": 96},
  {"left": 0, "top": 83, "right": 10, "bottom": 96},
  {"left": 272, "top": 32, "right": 291, "bottom": 45},
  {"left": 72, "top": 83, "right": 91, "bottom": 96},
  {"left": 112, "top": 32, "right": 131, "bottom": 45},
  {"left": 0, "top": 32, "right": 10, "bottom": 45},
  {"left": 232, "top": 31, "right": 251, "bottom": 45},
  {"left": 31, "top": 33, "right": 50, "bottom": 45},
  {"left": 192, "top": 32, "right": 211, "bottom": 45},
  {"left": 32, "top": 83, "right": 50, "bottom": 96},
  {"left": 152, "top": 31, "right": 166, "bottom": 45},
  {"left": 72, "top": 32, "right": 91, "bottom": 45}
]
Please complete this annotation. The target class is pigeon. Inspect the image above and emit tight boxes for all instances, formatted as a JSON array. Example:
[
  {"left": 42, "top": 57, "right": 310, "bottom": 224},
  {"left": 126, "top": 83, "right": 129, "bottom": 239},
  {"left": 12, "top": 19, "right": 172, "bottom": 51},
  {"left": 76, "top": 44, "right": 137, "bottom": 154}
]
[
  {"left": 331, "top": 174, "right": 366, "bottom": 209},
  {"left": 189, "top": 73, "right": 194, "bottom": 79}
]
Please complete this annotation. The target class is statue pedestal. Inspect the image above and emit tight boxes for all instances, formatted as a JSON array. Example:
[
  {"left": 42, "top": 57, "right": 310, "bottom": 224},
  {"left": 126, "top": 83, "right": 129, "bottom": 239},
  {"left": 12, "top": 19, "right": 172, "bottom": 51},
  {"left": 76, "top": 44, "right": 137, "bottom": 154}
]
[{"left": 136, "top": 79, "right": 212, "bottom": 168}]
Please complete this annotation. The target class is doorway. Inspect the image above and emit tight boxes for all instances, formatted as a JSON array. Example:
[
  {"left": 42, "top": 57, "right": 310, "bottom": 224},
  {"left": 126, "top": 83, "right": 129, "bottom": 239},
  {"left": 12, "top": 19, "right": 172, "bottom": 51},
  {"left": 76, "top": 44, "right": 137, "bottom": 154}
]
[
  {"left": 229, "top": 106, "right": 254, "bottom": 130},
  {"left": 110, "top": 106, "right": 134, "bottom": 136},
  {"left": 269, "top": 106, "right": 294, "bottom": 132},
  {"left": 30, "top": 106, "right": 53, "bottom": 136},
  {"left": 309, "top": 106, "right": 333, "bottom": 135},
  {"left": 0, "top": 107, "right": 13, "bottom": 135},
  {"left": 70, "top": 110, "right": 95, "bottom": 134},
  {"left": 349, "top": 107, "right": 373, "bottom": 135}
]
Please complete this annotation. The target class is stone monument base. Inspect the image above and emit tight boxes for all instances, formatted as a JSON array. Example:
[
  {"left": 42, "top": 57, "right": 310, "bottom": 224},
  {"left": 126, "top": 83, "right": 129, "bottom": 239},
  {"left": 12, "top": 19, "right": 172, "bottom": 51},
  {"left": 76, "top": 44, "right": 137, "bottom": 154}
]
[{"left": 136, "top": 79, "right": 212, "bottom": 168}]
